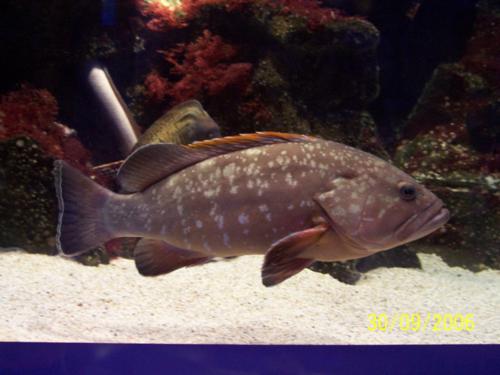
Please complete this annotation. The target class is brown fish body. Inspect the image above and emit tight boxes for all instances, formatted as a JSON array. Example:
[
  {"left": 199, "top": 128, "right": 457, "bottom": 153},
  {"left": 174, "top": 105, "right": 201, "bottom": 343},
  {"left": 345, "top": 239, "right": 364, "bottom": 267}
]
[
  {"left": 107, "top": 138, "right": 439, "bottom": 260},
  {"left": 55, "top": 133, "right": 450, "bottom": 286},
  {"left": 134, "top": 100, "right": 220, "bottom": 149},
  {"left": 109, "top": 141, "right": 336, "bottom": 257}
]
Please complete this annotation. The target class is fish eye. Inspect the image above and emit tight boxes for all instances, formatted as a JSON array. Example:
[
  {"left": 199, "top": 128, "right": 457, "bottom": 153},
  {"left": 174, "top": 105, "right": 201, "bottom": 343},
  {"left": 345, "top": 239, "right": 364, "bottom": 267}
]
[{"left": 398, "top": 183, "right": 417, "bottom": 201}]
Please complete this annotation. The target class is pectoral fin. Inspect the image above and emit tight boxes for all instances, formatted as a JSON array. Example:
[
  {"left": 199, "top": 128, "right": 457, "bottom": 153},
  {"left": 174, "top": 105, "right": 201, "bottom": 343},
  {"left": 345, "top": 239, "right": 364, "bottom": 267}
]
[
  {"left": 134, "top": 238, "right": 212, "bottom": 276},
  {"left": 261, "top": 224, "right": 329, "bottom": 287}
]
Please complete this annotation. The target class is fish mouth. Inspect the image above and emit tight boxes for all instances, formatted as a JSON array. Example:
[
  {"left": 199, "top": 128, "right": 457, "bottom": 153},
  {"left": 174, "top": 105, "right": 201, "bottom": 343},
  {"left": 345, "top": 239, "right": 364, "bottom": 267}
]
[{"left": 395, "top": 200, "right": 450, "bottom": 243}]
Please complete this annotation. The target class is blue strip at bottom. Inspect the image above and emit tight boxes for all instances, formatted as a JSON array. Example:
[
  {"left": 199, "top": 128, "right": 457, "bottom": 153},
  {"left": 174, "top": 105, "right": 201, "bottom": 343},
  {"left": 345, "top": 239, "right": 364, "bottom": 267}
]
[{"left": 0, "top": 343, "right": 499, "bottom": 374}]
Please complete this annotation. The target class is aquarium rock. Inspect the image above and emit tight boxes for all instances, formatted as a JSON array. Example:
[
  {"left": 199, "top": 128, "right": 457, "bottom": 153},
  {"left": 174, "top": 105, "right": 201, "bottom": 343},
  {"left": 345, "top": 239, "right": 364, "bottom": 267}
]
[{"left": 394, "top": 0, "right": 500, "bottom": 270}]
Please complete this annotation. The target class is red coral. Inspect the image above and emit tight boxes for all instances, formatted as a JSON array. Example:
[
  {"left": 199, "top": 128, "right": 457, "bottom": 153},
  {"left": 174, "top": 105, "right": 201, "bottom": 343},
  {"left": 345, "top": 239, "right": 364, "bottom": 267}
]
[
  {"left": 0, "top": 86, "right": 93, "bottom": 172},
  {"left": 0, "top": 86, "right": 64, "bottom": 158},
  {"left": 151, "top": 30, "right": 252, "bottom": 103},
  {"left": 239, "top": 98, "right": 273, "bottom": 123},
  {"left": 144, "top": 70, "right": 170, "bottom": 102},
  {"left": 61, "top": 135, "right": 92, "bottom": 170},
  {"left": 136, "top": 0, "right": 341, "bottom": 31}
]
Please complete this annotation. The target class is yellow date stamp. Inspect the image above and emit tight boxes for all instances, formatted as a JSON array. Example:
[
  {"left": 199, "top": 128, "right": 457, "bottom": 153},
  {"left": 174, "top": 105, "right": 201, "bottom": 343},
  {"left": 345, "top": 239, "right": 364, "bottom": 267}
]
[{"left": 367, "top": 313, "right": 475, "bottom": 333}]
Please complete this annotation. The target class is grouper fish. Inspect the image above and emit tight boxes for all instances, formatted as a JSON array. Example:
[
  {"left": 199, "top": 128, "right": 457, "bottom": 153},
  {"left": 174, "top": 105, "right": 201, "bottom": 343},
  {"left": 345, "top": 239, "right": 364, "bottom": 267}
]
[
  {"left": 134, "top": 99, "right": 221, "bottom": 149},
  {"left": 54, "top": 132, "right": 450, "bottom": 286},
  {"left": 92, "top": 99, "right": 220, "bottom": 181}
]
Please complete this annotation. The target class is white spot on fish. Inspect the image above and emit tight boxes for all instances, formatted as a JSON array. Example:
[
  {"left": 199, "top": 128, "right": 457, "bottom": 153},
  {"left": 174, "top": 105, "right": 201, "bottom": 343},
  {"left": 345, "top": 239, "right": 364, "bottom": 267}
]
[
  {"left": 213, "top": 167, "right": 222, "bottom": 179},
  {"left": 304, "top": 143, "right": 315, "bottom": 151},
  {"left": 332, "top": 207, "right": 346, "bottom": 217},
  {"left": 173, "top": 186, "right": 182, "bottom": 199},
  {"left": 280, "top": 156, "right": 291, "bottom": 169},
  {"left": 245, "top": 163, "right": 259, "bottom": 176},
  {"left": 265, "top": 213, "right": 272, "bottom": 222},
  {"left": 287, "top": 204, "right": 294, "bottom": 210},
  {"left": 223, "top": 233, "right": 230, "bottom": 246},
  {"left": 247, "top": 180, "right": 254, "bottom": 189},
  {"left": 215, "top": 215, "right": 224, "bottom": 229},
  {"left": 267, "top": 161, "right": 275, "bottom": 168},
  {"left": 177, "top": 205, "right": 183, "bottom": 215},
  {"left": 259, "top": 204, "right": 269, "bottom": 212},
  {"left": 230, "top": 185, "right": 239, "bottom": 194},
  {"left": 349, "top": 204, "right": 361, "bottom": 214},
  {"left": 196, "top": 220, "right": 203, "bottom": 228},
  {"left": 223, "top": 163, "right": 236, "bottom": 184},
  {"left": 243, "top": 148, "right": 262, "bottom": 156},
  {"left": 285, "top": 173, "right": 297, "bottom": 187},
  {"left": 204, "top": 188, "right": 218, "bottom": 198},
  {"left": 238, "top": 213, "right": 249, "bottom": 224},
  {"left": 199, "top": 159, "right": 216, "bottom": 170}
]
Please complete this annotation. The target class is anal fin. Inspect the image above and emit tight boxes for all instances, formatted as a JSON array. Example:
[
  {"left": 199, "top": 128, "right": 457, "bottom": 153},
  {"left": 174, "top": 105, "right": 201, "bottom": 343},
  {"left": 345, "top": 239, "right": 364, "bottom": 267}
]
[
  {"left": 134, "top": 238, "right": 211, "bottom": 276},
  {"left": 262, "top": 224, "right": 329, "bottom": 287}
]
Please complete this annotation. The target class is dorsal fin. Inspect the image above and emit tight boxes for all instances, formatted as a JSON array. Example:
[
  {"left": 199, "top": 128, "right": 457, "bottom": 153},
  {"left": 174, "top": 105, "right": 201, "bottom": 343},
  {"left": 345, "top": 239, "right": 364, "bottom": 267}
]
[
  {"left": 117, "top": 132, "right": 318, "bottom": 193},
  {"left": 117, "top": 143, "right": 205, "bottom": 193},
  {"left": 187, "top": 131, "right": 316, "bottom": 154}
]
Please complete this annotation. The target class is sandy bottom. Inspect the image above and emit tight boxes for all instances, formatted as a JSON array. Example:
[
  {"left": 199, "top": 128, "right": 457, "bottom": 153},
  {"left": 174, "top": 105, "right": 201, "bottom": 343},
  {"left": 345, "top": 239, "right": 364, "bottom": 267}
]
[{"left": 0, "top": 249, "right": 499, "bottom": 344}]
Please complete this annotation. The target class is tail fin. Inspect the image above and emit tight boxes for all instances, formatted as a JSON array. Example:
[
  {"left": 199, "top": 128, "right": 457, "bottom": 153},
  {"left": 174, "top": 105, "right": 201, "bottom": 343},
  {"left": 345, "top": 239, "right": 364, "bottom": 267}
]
[{"left": 54, "top": 160, "right": 114, "bottom": 256}]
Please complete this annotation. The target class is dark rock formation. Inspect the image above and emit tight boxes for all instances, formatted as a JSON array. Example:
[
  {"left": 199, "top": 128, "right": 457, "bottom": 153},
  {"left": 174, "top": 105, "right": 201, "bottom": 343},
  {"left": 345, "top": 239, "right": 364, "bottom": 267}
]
[
  {"left": 394, "top": 0, "right": 500, "bottom": 270},
  {"left": 0, "top": 137, "right": 58, "bottom": 254}
]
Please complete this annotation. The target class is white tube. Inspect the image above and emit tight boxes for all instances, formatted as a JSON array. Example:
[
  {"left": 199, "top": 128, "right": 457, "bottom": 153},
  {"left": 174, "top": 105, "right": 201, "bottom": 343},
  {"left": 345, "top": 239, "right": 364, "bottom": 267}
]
[{"left": 86, "top": 62, "right": 139, "bottom": 156}]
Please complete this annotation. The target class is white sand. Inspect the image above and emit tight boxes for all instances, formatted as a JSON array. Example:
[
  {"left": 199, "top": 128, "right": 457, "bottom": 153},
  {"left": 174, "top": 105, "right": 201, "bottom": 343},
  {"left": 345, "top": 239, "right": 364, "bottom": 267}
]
[{"left": 0, "top": 249, "right": 499, "bottom": 344}]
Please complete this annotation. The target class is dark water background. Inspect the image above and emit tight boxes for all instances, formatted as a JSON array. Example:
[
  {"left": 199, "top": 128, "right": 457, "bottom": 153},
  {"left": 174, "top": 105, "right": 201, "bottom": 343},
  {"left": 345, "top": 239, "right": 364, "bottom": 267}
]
[{"left": 0, "top": 0, "right": 479, "bottom": 159}]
